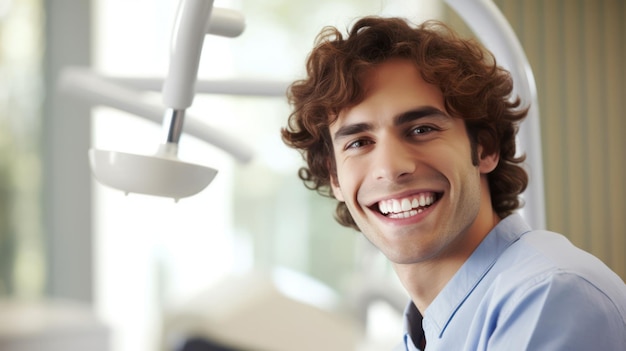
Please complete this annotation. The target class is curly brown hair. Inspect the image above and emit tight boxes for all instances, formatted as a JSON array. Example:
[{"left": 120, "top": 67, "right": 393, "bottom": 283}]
[{"left": 281, "top": 16, "right": 528, "bottom": 230}]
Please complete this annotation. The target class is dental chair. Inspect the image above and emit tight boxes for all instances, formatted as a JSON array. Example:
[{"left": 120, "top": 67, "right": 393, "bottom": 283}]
[{"left": 161, "top": 269, "right": 360, "bottom": 351}]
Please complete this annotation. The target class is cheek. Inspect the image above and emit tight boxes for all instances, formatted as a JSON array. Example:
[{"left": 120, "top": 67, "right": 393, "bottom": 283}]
[
  {"left": 332, "top": 160, "right": 356, "bottom": 202},
  {"left": 337, "top": 170, "right": 365, "bottom": 207},
  {"left": 426, "top": 145, "right": 471, "bottom": 171}
]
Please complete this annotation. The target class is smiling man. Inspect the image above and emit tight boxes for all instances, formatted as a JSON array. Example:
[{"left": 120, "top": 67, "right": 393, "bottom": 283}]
[{"left": 281, "top": 17, "right": 626, "bottom": 350}]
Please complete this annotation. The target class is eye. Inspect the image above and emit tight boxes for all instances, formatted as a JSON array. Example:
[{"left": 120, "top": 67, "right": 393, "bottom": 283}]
[
  {"left": 410, "top": 125, "right": 436, "bottom": 135},
  {"left": 345, "top": 138, "right": 373, "bottom": 150}
]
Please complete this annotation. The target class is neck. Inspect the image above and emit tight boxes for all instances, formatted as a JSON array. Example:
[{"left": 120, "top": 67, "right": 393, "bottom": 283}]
[
  {"left": 391, "top": 267, "right": 432, "bottom": 314},
  {"left": 395, "top": 180, "right": 501, "bottom": 313},
  {"left": 393, "top": 253, "right": 466, "bottom": 313}
]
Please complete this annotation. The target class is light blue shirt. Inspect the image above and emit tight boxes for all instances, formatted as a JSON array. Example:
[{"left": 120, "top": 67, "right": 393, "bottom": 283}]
[{"left": 400, "top": 213, "right": 626, "bottom": 350}]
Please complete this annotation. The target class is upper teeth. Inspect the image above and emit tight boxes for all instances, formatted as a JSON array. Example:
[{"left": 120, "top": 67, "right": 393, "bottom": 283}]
[{"left": 378, "top": 193, "right": 435, "bottom": 214}]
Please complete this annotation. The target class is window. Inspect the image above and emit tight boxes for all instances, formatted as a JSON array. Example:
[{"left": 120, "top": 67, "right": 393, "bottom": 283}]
[{"left": 0, "top": 0, "right": 44, "bottom": 299}]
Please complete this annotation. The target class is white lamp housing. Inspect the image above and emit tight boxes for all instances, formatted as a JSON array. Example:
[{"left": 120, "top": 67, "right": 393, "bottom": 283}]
[
  {"left": 89, "top": 148, "right": 217, "bottom": 202},
  {"left": 88, "top": 0, "right": 245, "bottom": 201}
]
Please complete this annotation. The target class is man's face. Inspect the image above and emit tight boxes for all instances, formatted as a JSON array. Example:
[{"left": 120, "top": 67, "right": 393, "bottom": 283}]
[{"left": 329, "top": 59, "right": 498, "bottom": 265}]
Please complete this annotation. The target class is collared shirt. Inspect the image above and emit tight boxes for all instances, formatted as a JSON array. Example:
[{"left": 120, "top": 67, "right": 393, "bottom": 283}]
[{"left": 399, "top": 213, "right": 626, "bottom": 350}]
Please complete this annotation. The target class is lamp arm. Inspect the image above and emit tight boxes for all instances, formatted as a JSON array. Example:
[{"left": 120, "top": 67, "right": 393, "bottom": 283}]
[
  {"left": 162, "top": 1, "right": 246, "bottom": 109},
  {"left": 58, "top": 67, "right": 253, "bottom": 163},
  {"left": 99, "top": 76, "right": 289, "bottom": 97},
  {"left": 163, "top": 0, "right": 214, "bottom": 110},
  {"left": 207, "top": 7, "right": 245, "bottom": 38}
]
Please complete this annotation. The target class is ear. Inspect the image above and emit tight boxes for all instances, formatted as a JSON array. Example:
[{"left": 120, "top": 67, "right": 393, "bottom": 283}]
[
  {"left": 330, "top": 175, "right": 345, "bottom": 202},
  {"left": 477, "top": 145, "right": 499, "bottom": 174}
]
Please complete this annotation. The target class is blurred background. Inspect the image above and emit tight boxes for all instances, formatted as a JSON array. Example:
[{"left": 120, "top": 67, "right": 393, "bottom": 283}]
[{"left": 0, "top": 0, "right": 624, "bottom": 350}]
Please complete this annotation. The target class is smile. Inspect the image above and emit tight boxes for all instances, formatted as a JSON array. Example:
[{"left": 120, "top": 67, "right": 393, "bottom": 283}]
[{"left": 376, "top": 192, "right": 439, "bottom": 219}]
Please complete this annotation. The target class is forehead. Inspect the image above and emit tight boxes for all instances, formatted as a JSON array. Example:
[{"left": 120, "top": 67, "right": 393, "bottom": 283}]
[{"left": 331, "top": 59, "right": 446, "bottom": 129}]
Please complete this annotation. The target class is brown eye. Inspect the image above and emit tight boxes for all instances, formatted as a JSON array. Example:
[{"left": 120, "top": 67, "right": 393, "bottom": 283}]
[
  {"left": 410, "top": 125, "right": 436, "bottom": 135},
  {"left": 346, "top": 138, "right": 374, "bottom": 150}
]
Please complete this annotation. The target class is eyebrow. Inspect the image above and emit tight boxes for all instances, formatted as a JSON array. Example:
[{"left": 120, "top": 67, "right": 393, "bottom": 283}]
[{"left": 332, "top": 106, "right": 449, "bottom": 141}]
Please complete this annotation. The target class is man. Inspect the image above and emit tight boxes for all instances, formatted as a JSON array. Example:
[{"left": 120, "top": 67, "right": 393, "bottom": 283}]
[{"left": 281, "top": 16, "right": 626, "bottom": 350}]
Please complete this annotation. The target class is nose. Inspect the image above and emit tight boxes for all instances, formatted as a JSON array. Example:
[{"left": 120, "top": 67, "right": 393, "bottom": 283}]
[{"left": 371, "top": 135, "right": 416, "bottom": 181}]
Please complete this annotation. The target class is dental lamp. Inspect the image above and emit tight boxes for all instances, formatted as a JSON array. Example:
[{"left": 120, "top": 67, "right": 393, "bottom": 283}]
[{"left": 64, "top": 0, "right": 250, "bottom": 201}]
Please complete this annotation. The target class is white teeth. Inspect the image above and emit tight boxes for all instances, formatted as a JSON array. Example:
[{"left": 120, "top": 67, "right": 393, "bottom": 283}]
[
  {"left": 411, "top": 198, "right": 419, "bottom": 208},
  {"left": 378, "top": 193, "right": 436, "bottom": 216},
  {"left": 401, "top": 198, "right": 412, "bottom": 211},
  {"left": 379, "top": 201, "right": 388, "bottom": 214},
  {"left": 392, "top": 200, "right": 402, "bottom": 213},
  {"left": 419, "top": 194, "right": 426, "bottom": 206},
  {"left": 389, "top": 209, "right": 418, "bottom": 219}
]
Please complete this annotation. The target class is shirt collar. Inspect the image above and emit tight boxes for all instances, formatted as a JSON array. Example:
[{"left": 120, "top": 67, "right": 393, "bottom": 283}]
[{"left": 422, "top": 213, "right": 531, "bottom": 338}]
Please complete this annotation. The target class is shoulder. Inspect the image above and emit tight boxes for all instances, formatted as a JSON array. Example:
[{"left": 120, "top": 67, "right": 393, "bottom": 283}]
[
  {"left": 461, "top": 221, "right": 626, "bottom": 349},
  {"left": 499, "top": 269, "right": 625, "bottom": 319},
  {"left": 487, "top": 231, "right": 626, "bottom": 339},
  {"left": 479, "top": 270, "right": 626, "bottom": 350},
  {"left": 509, "top": 229, "right": 625, "bottom": 298}
]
